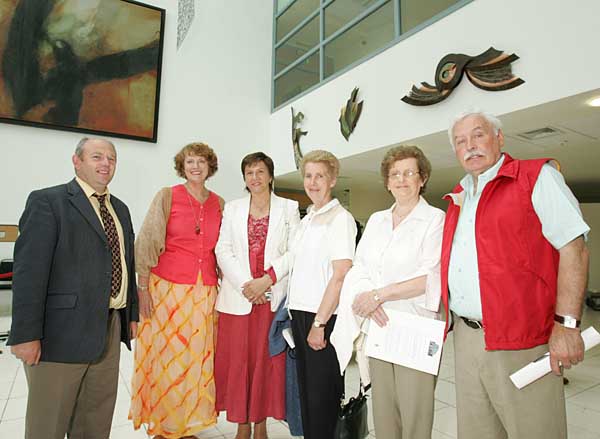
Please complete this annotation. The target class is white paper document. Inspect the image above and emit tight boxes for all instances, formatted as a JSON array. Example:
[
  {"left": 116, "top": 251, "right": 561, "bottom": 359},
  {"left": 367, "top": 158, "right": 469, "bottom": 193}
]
[
  {"left": 282, "top": 327, "right": 295, "bottom": 349},
  {"left": 510, "top": 326, "right": 600, "bottom": 389},
  {"left": 365, "top": 309, "right": 446, "bottom": 375}
]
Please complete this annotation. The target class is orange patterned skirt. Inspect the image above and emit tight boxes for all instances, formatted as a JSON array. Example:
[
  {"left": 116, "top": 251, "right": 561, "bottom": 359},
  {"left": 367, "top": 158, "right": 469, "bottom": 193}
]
[{"left": 129, "top": 272, "right": 218, "bottom": 438}]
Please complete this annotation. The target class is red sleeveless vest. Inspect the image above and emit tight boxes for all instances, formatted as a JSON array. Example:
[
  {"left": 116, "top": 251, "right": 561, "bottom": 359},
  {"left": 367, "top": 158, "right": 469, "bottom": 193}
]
[{"left": 441, "top": 154, "right": 559, "bottom": 350}]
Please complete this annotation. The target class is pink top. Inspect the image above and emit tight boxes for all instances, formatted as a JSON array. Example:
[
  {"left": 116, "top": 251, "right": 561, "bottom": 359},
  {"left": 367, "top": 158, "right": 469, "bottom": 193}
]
[
  {"left": 152, "top": 185, "right": 222, "bottom": 285},
  {"left": 248, "top": 215, "right": 269, "bottom": 279}
]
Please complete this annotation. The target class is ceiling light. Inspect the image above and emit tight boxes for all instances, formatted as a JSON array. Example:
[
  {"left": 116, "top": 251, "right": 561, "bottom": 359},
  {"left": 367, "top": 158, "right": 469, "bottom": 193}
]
[
  {"left": 588, "top": 97, "right": 600, "bottom": 107},
  {"left": 517, "top": 127, "right": 563, "bottom": 141}
]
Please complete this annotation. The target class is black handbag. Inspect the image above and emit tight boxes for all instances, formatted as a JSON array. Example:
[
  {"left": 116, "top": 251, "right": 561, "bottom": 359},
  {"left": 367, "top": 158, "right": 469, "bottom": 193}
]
[{"left": 333, "top": 383, "right": 371, "bottom": 439}]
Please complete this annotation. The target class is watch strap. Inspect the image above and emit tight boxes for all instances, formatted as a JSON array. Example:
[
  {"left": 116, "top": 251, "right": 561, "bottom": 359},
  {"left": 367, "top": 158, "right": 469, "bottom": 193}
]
[{"left": 554, "top": 313, "right": 581, "bottom": 328}]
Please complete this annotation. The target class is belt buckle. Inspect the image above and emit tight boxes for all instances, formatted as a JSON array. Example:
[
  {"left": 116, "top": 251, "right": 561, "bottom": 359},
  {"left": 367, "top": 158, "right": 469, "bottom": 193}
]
[{"left": 461, "top": 316, "right": 483, "bottom": 329}]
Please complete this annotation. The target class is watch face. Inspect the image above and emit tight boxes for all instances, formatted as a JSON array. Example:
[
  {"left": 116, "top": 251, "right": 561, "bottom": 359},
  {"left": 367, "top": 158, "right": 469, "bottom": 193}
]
[
  {"left": 564, "top": 316, "right": 577, "bottom": 328},
  {"left": 555, "top": 314, "right": 580, "bottom": 328}
]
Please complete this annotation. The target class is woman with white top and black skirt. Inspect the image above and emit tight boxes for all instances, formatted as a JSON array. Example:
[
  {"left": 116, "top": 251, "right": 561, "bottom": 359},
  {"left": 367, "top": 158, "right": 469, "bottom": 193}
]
[{"left": 287, "top": 150, "right": 357, "bottom": 439}]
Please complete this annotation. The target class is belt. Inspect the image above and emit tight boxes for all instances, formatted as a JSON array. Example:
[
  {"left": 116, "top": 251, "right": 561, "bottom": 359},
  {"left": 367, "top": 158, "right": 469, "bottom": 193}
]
[{"left": 460, "top": 316, "right": 483, "bottom": 329}]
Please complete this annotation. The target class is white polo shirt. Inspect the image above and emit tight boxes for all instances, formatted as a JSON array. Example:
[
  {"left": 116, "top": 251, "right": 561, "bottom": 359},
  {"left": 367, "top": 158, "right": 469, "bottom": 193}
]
[{"left": 288, "top": 198, "right": 357, "bottom": 314}]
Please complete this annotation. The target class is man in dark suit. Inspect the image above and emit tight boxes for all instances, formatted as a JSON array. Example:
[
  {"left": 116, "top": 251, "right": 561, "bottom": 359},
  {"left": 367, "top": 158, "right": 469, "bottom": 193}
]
[{"left": 7, "top": 137, "right": 139, "bottom": 439}]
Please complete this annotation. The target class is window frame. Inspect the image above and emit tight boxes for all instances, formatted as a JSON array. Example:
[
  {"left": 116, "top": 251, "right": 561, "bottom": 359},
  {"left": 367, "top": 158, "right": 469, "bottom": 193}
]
[{"left": 271, "top": 0, "right": 474, "bottom": 111}]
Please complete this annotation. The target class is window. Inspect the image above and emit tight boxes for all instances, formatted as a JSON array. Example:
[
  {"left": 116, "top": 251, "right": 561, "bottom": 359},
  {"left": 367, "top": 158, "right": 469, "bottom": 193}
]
[
  {"left": 272, "top": 0, "right": 469, "bottom": 109},
  {"left": 275, "top": 15, "right": 319, "bottom": 74},
  {"left": 274, "top": 51, "right": 320, "bottom": 107},
  {"left": 324, "top": 1, "right": 394, "bottom": 78},
  {"left": 276, "top": 0, "right": 320, "bottom": 42}
]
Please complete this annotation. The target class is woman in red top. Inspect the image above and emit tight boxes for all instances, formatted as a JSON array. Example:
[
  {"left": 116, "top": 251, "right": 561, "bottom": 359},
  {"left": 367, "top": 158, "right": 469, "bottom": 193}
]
[
  {"left": 130, "top": 142, "right": 224, "bottom": 439},
  {"left": 215, "top": 152, "right": 300, "bottom": 439}
]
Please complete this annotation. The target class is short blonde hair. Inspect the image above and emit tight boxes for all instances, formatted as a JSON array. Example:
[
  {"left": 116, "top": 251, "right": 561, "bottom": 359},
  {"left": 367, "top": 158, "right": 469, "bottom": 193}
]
[
  {"left": 300, "top": 150, "right": 340, "bottom": 178},
  {"left": 380, "top": 145, "right": 431, "bottom": 194},
  {"left": 174, "top": 142, "right": 218, "bottom": 179}
]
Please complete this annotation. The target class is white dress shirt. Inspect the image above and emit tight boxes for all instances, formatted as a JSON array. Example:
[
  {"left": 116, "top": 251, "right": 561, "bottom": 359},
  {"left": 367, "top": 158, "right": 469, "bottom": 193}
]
[
  {"left": 287, "top": 198, "right": 357, "bottom": 314},
  {"left": 331, "top": 196, "right": 445, "bottom": 374}
]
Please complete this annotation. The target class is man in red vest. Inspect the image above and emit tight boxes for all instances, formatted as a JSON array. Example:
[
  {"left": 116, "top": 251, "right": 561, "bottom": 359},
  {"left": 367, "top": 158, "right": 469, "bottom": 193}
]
[{"left": 441, "top": 109, "right": 589, "bottom": 439}]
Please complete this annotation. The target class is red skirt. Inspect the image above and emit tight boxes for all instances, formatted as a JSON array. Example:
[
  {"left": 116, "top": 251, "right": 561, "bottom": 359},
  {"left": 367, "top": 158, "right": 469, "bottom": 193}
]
[{"left": 215, "top": 303, "right": 286, "bottom": 423}]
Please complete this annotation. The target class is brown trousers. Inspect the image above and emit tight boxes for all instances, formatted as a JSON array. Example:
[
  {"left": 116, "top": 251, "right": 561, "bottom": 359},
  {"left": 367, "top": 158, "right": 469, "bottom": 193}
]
[
  {"left": 23, "top": 310, "right": 122, "bottom": 439},
  {"left": 369, "top": 358, "right": 436, "bottom": 439},
  {"left": 453, "top": 316, "right": 567, "bottom": 439}
]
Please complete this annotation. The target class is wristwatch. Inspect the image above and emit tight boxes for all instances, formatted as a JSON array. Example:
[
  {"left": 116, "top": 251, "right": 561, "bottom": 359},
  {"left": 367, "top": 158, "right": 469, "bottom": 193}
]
[
  {"left": 313, "top": 318, "right": 325, "bottom": 329},
  {"left": 554, "top": 313, "right": 581, "bottom": 329}
]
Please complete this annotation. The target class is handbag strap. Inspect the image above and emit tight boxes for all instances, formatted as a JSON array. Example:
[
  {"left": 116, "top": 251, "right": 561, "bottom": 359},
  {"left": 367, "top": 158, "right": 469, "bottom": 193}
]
[{"left": 340, "top": 379, "right": 371, "bottom": 406}]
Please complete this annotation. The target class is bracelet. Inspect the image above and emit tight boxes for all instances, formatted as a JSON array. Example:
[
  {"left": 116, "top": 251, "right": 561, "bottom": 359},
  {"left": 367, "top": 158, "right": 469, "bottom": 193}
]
[
  {"left": 372, "top": 289, "right": 380, "bottom": 302},
  {"left": 138, "top": 285, "right": 148, "bottom": 291}
]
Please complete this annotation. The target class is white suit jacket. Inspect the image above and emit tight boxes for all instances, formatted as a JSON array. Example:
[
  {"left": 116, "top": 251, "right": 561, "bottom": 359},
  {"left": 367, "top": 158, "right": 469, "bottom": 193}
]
[{"left": 215, "top": 193, "right": 300, "bottom": 314}]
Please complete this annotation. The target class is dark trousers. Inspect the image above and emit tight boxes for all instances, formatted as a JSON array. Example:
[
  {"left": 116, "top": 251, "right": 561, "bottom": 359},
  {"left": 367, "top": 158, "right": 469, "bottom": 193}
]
[{"left": 290, "top": 310, "right": 344, "bottom": 439}]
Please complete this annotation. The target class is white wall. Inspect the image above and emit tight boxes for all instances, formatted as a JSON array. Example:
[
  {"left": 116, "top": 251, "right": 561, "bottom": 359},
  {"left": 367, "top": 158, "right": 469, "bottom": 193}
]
[
  {"left": 0, "top": 0, "right": 273, "bottom": 232},
  {"left": 581, "top": 204, "right": 600, "bottom": 292},
  {"left": 268, "top": 0, "right": 600, "bottom": 175}
]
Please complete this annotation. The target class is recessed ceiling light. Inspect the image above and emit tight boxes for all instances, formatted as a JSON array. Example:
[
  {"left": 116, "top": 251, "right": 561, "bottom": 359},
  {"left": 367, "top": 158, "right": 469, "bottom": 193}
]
[{"left": 588, "top": 97, "right": 600, "bottom": 107}]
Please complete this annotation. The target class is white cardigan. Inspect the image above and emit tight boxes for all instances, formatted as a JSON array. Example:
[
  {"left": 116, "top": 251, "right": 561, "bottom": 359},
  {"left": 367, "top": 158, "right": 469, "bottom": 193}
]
[{"left": 215, "top": 193, "right": 300, "bottom": 315}]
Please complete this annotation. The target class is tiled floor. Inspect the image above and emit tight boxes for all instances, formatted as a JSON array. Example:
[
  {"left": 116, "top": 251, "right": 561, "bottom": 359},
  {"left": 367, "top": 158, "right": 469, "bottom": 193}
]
[{"left": 1, "top": 308, "right": 600, "bottom": 438}]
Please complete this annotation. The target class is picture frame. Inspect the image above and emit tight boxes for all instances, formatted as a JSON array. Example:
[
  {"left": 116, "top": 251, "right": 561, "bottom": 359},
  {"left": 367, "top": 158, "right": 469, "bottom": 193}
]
[{"left": 0, "top": 0, "right": 166, "bottom": 143}]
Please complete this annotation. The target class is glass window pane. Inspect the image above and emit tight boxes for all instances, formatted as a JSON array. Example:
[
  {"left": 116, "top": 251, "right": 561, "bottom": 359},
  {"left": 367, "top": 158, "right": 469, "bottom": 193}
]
[
  {"left": 277, "top": 0, "right": 295, "bottom": 15},
  {"left": 401, "top": 0, "right": 460, "bottom": 34},
  {"left": 275, "top": 15, "right": 319, "bottom": 75},
  {"left": 276, "top": 0, "right": 319, "bottom": 42},
  {"left": 274, "top": 51, "right": 320, "bottom": 107},
  {"left": 324, "top": 0, "right": 379, "bottom": 39},
  {"left": 324, "top": 1, "right": 394, "bottom": 78}
]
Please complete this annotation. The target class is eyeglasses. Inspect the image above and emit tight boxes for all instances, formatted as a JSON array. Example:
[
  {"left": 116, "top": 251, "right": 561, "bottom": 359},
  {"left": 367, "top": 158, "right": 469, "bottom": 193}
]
[{"left": 388, "top": 169, "right": 420, "bottom": 180}]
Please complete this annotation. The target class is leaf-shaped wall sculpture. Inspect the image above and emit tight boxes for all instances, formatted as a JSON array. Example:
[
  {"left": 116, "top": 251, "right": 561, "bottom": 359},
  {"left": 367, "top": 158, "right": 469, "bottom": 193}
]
[{"left": 339, "top": 87, "right": 363, "bottom": 141}]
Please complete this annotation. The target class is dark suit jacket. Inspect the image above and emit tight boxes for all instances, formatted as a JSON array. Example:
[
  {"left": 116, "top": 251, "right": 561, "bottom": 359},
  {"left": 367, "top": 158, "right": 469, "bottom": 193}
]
[{"left": 7, "top": 178, "right": 139, "bottom": 363}]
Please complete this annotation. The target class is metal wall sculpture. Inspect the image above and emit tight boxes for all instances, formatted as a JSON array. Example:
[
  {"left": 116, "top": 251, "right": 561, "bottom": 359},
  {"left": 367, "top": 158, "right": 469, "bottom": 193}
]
[
  {"left": 339, "top": 87, "right": 363, "bottom": 141},
  {"left": 402, "top": 47, "right": 524, "bottom": 106},
  {"left": 291, "top": 107, "right": 307, "bottom": 170},
  {"left": 0, "top": 0, "right": 165, "bottom": 142}
]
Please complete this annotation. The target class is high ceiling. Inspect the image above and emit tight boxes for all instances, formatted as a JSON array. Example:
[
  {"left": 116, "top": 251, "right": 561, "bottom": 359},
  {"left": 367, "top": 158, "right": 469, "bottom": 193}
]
[{"left": 276, "top": 88, "right": 600, "bottom": 205}]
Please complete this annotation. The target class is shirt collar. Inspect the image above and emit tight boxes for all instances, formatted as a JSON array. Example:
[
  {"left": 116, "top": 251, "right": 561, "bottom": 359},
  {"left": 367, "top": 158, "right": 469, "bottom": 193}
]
[
  {"left": 385, "top": 196, "right": 431, "bottom": 223},
  {"left": 459, "top": 153, "right": 505, "bottom": 195},
  {"left": 75, "top": 176, "right": 110, "bottom": 199},
  {"left": 307, "top": 198, "right": 340, "bottom": 217}
]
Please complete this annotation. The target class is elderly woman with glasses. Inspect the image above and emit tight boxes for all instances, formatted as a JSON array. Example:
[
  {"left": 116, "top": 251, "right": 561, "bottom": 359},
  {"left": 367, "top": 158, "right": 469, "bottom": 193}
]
[{"left": 332, "top": 145, "right": 445, "bottom": 439}]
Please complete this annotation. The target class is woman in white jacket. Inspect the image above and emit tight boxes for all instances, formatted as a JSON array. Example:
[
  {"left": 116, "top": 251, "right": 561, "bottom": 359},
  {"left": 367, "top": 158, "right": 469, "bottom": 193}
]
[
  {"left": 214, "top": 152, "right": 300, "bottom": 439},
  {"left": 332, "top": 145, "right": 445, "bottom": 439}
]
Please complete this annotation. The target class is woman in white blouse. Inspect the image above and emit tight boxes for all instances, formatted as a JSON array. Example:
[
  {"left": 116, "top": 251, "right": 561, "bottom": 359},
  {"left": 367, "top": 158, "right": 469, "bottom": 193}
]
[
  {"left": 214, "top": 152, "right": 300, "bottom": 439},
  {"left": 333, "top": 145, "right": 445, "bottom": 439},
  {"left": 287, "top": 150, "right": 357, "bottom": 439}
]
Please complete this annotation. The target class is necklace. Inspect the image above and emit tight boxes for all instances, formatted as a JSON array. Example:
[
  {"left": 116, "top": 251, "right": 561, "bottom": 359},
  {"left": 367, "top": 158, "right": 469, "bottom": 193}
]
[{"left": 185, "top": 188, "right": 202, "bottom": 235}]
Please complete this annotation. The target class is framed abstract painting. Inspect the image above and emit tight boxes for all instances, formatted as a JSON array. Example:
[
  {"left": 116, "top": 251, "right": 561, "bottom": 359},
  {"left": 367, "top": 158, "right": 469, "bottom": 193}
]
[{"left": 0, "top": 0, "right": 165, "bottom": 142}]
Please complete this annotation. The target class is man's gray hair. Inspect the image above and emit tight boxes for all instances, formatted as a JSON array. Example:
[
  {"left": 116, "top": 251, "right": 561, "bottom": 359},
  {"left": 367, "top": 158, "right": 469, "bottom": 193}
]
[
  {"left": 448, "top": 109, "right": 503, "bottom": 149},
  {"left": 74, "top": 137, "right": 116, "bottom": 158}
]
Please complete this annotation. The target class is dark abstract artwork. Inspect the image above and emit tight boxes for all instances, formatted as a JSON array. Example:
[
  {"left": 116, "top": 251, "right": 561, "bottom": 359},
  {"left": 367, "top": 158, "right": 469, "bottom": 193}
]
[
  {"left": 402, "top": 47, "right": 524, "bottom": 106},
  {"left": 0, "top": 0, "right": 165, "bottom": 142}
]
